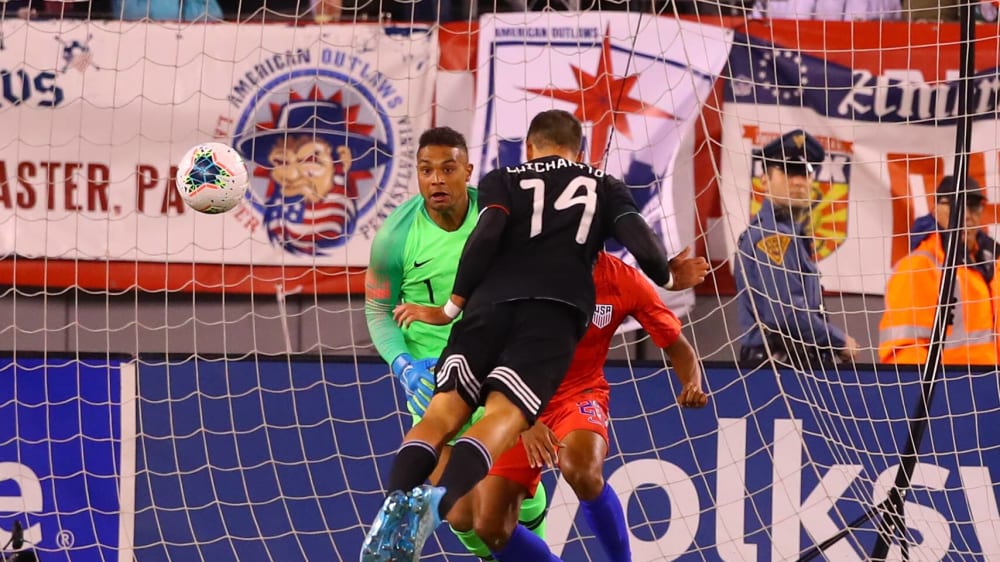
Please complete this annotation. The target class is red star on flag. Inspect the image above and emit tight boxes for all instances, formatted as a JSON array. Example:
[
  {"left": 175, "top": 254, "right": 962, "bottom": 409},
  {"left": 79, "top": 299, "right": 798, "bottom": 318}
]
[{"left": 524, "top": 27, "right": 673, "bottom": 167}]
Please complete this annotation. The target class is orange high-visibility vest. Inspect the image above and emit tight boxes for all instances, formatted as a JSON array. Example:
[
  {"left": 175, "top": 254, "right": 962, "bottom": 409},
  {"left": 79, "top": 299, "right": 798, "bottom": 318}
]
[{"left": 879, "top": 233, "right": 1000, "bottom": 365}]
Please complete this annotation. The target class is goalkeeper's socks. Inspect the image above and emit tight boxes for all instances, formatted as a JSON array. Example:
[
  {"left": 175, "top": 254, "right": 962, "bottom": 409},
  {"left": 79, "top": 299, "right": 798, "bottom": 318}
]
[
  {"left": 581, "top": 482, "right": 631, "bottom": 562},
  {"left": 450, "top": 474, "right": 549, "bottom": 562},
  {"left": 519, "top": 482, "right": 548, "bottom": 540},
  {"left": 451, "top": 526, "right": 494, "bottom": 560},
  {"left": 490, "top": 524, "right": 563, "bottom": 562},
  {"left": 387, "top": 440, "right": 438, "bottom": 493},
  {"left": 451, "top": 476, "right": 548, "bottom": 560},
  {"left": 436, "top": 437, "right": 492, "bottom": 520}
]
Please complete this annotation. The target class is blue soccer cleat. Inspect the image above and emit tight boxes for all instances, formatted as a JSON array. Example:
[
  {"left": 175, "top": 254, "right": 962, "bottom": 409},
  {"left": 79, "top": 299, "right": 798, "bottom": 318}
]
[
  {"left": 400, "top": 485, "right": 445, "bottom": 560},
  {"left": 360, "top": 486, "right": 444, "bottom": 562},
  {"left": 360, "top": 490, "right": 412, "bottom": 562}
]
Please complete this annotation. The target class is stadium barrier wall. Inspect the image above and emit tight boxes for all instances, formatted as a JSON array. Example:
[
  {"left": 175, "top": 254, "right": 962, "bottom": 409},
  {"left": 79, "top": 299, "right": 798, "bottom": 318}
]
[{"left": 3, "top": 355, "right": 1000, "bottom": 561}]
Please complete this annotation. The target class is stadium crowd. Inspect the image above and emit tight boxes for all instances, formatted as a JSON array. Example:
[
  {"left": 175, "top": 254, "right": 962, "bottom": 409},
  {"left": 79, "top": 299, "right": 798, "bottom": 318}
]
[{"left": 3, "top": 0, "right": 995, "bottom": 25}]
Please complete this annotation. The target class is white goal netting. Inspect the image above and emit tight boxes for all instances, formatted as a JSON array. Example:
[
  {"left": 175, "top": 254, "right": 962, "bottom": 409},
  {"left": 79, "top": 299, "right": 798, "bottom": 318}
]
[{"left": 1, "top": 2, "right": 999, "bottom": 561}]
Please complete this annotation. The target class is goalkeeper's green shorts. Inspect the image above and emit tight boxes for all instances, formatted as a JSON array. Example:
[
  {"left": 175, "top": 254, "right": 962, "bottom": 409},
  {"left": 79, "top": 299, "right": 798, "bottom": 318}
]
[{"left": 410, "top": 406, "right": 486, "bottom": 446}]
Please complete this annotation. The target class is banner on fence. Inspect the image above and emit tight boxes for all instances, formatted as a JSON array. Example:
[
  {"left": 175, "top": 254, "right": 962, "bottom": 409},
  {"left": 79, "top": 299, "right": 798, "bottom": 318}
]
[
  {"left": 470, "top": 12, "right": 733, "bottom": 317},
  {"left": 719, "top": 28, "right": 1000, "bottom": 295},
  {"left": 0, "top": 356, "right": 132, "bottom": 562},
  {"left": 0, "top": 22, "right": 436, "bottom": 266},
  {"left": 550, "top": 363, "right": 1000, "bottom": 561}
]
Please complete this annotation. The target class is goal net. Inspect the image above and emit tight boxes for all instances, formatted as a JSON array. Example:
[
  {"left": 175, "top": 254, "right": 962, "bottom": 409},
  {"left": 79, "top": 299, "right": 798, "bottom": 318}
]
[{"left": 1, "top": 2, "right": 999, "bottom": 562}]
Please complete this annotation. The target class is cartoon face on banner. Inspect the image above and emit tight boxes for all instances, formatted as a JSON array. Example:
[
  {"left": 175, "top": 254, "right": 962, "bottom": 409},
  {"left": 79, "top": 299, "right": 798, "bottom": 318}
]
[
  {"left": 232, "top": 70, "right": 395, "bottom": 256},
  {"left": 747, "top": 132, "right": 853, "bottom": 261}
]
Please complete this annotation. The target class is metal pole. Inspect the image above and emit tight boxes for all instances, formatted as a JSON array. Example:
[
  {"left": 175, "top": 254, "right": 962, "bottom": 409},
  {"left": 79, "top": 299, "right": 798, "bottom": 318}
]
[
  {"left": 797, "top": 10, "right": 979, "bottom": 561},
  {"left": 870, "top": 5, "right": 979, "bottom": 558}
]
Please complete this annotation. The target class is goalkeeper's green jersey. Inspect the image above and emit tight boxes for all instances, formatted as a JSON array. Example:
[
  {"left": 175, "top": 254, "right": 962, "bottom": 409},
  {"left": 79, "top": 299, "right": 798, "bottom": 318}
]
[{"left": 365, "top": 187, "right": 478, "bottom": 362}]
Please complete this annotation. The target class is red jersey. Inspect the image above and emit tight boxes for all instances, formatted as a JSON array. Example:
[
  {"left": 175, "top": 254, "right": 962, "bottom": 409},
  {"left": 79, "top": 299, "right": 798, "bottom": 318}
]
[{"left": 548, "top": 252, "right": 683, "bottom": 404}]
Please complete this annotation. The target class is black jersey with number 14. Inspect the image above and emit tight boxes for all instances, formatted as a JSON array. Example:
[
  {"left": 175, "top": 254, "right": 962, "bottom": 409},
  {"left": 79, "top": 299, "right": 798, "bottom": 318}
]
[{"left": 471, "top": 155, "right": 640, "bottom": 319}]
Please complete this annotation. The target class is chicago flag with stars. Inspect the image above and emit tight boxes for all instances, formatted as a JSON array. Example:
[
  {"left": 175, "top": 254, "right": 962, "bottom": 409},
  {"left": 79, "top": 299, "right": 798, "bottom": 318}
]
[{"left": 472, "top": 13, "right": 732, "bottom": 319}]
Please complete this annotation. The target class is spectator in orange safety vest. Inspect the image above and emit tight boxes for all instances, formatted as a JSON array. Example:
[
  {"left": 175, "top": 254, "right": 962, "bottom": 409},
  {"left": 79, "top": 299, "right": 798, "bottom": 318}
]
[{"left": 879, "top": 175, "right": 1000, "bottom": 365}]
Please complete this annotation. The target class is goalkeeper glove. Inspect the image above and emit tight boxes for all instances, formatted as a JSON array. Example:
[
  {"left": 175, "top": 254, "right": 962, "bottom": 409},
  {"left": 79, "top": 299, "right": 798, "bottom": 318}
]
[{"left": 391, "top": 353, "right": 437, "bottom": 417}]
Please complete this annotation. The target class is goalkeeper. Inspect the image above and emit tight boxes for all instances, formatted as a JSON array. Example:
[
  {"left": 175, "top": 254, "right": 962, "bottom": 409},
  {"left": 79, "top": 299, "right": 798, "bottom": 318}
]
[{"left": 364, "top": 126, "right": 549, "bottom": 558}]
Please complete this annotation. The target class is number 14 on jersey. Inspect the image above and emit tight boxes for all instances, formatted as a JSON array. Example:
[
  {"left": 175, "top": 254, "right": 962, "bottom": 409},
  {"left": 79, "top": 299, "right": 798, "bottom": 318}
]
[{"left": 519, "top": 177, "right": 597, "bottom": 244}]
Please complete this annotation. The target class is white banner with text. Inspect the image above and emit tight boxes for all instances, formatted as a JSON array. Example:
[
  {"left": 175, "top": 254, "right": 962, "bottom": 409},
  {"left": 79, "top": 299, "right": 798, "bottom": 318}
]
[{"left": 0, "top": 21, "right": 436, "bottom": 265}]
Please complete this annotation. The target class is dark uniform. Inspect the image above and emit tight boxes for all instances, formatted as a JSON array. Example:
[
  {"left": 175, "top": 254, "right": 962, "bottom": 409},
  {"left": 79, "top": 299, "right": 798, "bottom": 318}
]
[
  {"left": 436, "top": 155, "right": 671, "bottom": 421},
  {"left": 735, "top": 130, "right": 848, "bottom": 370}
]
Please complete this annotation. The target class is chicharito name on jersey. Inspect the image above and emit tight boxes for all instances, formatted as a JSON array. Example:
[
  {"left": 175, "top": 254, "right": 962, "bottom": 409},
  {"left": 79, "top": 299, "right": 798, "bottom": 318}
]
[{"left": 505, "top": 158, "right": 605, "bottom": 177}]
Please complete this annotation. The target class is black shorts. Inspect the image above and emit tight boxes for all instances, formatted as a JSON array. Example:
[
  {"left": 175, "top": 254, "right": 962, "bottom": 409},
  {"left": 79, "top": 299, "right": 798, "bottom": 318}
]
[{"left": 435, "top": 299, "right": 584, "bottom": 422}]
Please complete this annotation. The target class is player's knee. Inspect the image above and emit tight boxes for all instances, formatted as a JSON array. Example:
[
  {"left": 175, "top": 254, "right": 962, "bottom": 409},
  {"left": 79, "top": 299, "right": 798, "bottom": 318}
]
[
  {"left": 467, "top": 409, "right": 527, "bottom": 454},
  {"left": 420, "top": 409, "right": 467, "bottom": 441},
  {"left": 447, "top": 503, "right": 474, "bottom": 533},
  {"left": 415, "top": 415, "right": 462, "bottom": 444},
  {"left": 473, "top": 511, "right": 517, "bottom": 552},
  {"left": 561, "top": 455, "right": 605, "bottom": 501},
  {"left": 444, "top": 482, "right": 476, "bottom": 531},
  {"left": 424, "top": 392, "right": 474, "bottom": 435},
  {"left": 487, "top": 396, "right": 529, "bottom": 427},
  {"left": 439, "top": 424, "right": 462, "bottom": 444}
]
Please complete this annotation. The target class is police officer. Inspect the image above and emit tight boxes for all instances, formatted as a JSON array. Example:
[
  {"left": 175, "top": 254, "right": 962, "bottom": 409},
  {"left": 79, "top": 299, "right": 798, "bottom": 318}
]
[{"left": 734, "top": 129, "right": 859, "bottom": 369}]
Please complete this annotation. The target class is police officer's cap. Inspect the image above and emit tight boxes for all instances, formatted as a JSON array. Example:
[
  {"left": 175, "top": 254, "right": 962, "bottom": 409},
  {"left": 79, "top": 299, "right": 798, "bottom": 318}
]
[
  {"left": 755, "top": 129, "right": 825, "bottom": 175},
  {"left": 936, "top": 175, "right": 986, "bottom": 207}
]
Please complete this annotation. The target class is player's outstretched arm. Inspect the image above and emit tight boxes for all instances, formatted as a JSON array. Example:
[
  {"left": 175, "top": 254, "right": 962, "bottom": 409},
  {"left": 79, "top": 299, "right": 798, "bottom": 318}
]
[
  {"left": 520, "top": 421, "right": 564, "bottom": 468},
  {"left": 664, "top": 334, "right": 708, "bottom": 408},
  {"left": 393, "top": 298, "right": 464, "bottom": 328},
  {"left": 612, "top": 212, "right": 708, "bottom": 290},
  {"left": 621, "top": 256, "right": 707, "bottom": 408},
  {"left": 448, "top": 182, "right": 510, "bottom": 301},
  {"left": 667, "top": 247, "right": 711, "bottom": 291},
  {"left": 365, "top": 217, "right": 435, "bottom": 414},
  {"left": 365, "top": 226, "right": 411, "bottom": 363},
  {"left": 366, "top": 260, "right": 437, "bottom": 413}
]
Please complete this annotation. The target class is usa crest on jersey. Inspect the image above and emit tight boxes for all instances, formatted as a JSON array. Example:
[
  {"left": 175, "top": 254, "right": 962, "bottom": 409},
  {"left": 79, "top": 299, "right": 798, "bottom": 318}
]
[{"left": 592, "top": 304, "right": 613, "bottom": 329}]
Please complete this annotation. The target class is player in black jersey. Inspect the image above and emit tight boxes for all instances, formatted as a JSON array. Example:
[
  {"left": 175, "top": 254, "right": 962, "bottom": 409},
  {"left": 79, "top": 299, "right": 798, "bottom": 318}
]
[{"left": 360, "top": 110, "right": 709, "bottom": 562}]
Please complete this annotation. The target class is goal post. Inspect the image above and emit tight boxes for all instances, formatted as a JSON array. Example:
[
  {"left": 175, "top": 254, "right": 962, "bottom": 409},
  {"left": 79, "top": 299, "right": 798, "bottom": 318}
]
[{"left": 1, "top": 6, "right": 1000, "bottom": 562}]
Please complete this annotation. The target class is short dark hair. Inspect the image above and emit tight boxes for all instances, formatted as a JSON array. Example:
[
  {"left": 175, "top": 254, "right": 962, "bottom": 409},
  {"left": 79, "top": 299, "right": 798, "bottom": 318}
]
[
  {"left": 418, "top": 127, "right": 469, "bottom": 153},
  {"left": 527, "top": 110, "right": 582, "bottom": 152}
]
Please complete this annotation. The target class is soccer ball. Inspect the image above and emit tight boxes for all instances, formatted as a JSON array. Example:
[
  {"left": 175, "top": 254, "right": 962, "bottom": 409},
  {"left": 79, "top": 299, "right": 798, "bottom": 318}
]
[{"left": 175, "top": 142, "right": 250, "bottom": 214}]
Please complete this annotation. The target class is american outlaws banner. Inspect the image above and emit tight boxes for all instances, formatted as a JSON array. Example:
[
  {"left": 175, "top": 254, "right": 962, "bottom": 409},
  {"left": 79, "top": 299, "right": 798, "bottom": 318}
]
[
  {"left": 0, "top": 22, "right": 435, "bottom": 273},
  {"left": 720, "top": 27, "right": 1000, "bottom": 295},
  {"left": 471, "top": 13, "right": 732, "bottom": 316}
]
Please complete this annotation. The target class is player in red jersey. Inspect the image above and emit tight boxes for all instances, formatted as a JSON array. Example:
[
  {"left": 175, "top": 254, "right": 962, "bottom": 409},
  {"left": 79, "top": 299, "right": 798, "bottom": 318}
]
[{"left": 447, "top": 251, "right": 707, "bottom": 562}]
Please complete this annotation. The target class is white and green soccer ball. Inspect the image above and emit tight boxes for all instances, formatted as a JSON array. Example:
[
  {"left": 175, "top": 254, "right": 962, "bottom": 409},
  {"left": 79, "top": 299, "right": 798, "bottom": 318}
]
[{"left": 175, "top": 142, "right": 250, "bottom": 214}]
